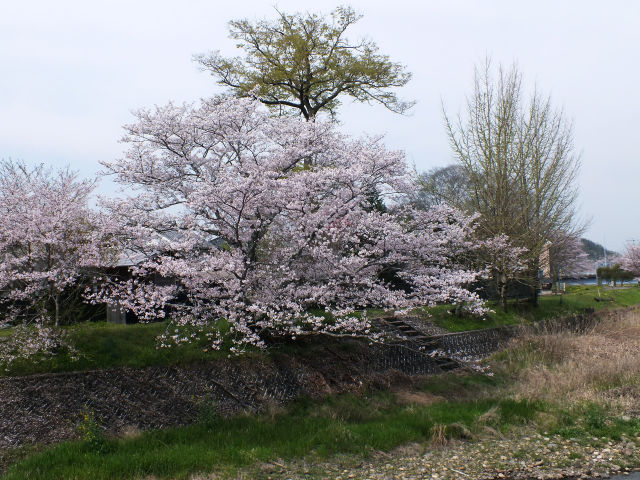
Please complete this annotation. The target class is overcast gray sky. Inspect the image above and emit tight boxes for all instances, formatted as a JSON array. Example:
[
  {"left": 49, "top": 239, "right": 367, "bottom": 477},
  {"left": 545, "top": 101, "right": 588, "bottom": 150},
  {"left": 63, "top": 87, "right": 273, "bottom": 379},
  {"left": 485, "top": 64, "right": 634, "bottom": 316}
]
[{"left": 2, "top": 0, "right": 638, "bottom": 250}]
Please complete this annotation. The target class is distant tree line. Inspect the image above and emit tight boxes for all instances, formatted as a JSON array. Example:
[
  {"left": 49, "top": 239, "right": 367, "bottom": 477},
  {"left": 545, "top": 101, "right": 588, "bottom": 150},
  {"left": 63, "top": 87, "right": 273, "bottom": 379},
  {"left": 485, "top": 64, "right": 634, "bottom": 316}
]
[{"left": 597, "top": 265, "right": 635, "bottom": 287}]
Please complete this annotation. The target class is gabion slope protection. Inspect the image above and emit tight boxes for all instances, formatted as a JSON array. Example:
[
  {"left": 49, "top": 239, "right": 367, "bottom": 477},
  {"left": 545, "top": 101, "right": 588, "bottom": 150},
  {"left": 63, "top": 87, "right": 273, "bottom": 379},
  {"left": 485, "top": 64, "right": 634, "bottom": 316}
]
[{"left": 0, "top": 340, "right": 443, "bottom": 448}]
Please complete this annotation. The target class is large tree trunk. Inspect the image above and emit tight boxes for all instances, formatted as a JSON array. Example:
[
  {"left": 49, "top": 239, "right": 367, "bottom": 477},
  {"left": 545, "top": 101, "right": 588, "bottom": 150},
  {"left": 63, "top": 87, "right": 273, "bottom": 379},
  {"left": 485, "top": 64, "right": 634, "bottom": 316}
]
[
  {"left": 54, "top": 294, "right": 60, "bottom": 327},
  {"left": 553, "top": 270, "right": 560, "bottom": 294},
  {"left": 499, "top": 272, "right": 508, "bottom": 310},
  {"left": 528, "top": 260, "right": 540, "bottom": 307},
  {"left": 303, "top": 111, "right": 316, "bottom": 168}
]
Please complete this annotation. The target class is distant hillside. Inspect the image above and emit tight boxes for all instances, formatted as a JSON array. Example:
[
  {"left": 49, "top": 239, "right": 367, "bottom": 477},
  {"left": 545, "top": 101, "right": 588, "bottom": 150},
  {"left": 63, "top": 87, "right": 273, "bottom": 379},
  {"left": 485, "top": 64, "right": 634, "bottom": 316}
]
[{"left": 581, "top": 238, "right": 617, "bottom": 261}]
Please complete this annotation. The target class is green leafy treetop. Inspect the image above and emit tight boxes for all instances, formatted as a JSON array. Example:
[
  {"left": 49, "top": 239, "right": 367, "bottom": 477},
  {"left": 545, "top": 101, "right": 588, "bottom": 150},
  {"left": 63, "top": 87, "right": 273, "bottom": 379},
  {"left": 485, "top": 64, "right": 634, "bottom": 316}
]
[{"left": 195, "top": 6, "right": 414, "bottom": 121}]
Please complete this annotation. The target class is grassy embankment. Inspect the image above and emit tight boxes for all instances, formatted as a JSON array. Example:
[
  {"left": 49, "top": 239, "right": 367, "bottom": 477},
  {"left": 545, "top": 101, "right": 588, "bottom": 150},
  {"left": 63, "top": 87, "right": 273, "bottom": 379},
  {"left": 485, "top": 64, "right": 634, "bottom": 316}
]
[
  {"left": 1, "top": 284, "right": 639, "bottom": 377},
  {"left": 4, "top": 305, "right": 640, "bottom": 479},
  {"left": 427, "top": 283, "right": 640, "bottom": 331},
  {"left": 0, "top": 321, "right": 234, "bottom": 377}
]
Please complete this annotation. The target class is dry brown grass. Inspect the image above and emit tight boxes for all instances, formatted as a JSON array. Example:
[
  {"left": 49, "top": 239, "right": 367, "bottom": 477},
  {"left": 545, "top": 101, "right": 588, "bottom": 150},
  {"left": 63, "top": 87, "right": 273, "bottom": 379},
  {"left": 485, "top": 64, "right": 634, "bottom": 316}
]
[
  {"left": 507, "top": 310, "right": 640, "bottom": 412},
  {"left": 429, "top": 423, "right": 449, "bottom": 447},
  {"left": 118, "top": 424, "right": 142, "bottom": 440}
]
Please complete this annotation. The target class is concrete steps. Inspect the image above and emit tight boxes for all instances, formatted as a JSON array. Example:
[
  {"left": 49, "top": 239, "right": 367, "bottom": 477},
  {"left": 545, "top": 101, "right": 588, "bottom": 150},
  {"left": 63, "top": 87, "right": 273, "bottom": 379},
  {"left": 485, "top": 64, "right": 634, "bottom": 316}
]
[{"left": 379, "top": 316, "right": 460, "bottom": 372}]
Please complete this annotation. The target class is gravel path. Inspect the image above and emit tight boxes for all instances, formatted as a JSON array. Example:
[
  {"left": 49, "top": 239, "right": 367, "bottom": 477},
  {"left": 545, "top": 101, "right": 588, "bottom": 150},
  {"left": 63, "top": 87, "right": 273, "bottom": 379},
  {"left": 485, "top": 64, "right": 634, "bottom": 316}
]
[{"left": 259, "top": 430, "right": 640, "bottom": 480}]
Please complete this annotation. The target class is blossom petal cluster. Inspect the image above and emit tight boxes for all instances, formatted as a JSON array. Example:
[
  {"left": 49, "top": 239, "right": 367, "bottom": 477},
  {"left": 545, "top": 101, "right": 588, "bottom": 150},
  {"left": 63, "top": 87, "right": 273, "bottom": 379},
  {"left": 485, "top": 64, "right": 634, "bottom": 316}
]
[{"left": 547, "top": 233, "right": 592, "bottom": 279}]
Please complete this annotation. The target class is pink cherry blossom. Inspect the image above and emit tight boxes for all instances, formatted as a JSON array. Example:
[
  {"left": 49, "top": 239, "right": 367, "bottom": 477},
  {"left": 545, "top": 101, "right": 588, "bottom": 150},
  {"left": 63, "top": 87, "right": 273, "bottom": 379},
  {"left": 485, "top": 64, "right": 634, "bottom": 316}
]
[
  {"left": 548, "top": 233, "right": 592, "bottom": 281},
  {"left": 620, "top": 243, "right": 640, "bottom": 277},
  {"left": 99, "top": 95, "right": 488, "bottom": 352},
  {"left": 0, "top": 161, "right": 112, "bottom": 325},
  {"left": 0, "top": 161, "right": 116, "bottom": 363}
]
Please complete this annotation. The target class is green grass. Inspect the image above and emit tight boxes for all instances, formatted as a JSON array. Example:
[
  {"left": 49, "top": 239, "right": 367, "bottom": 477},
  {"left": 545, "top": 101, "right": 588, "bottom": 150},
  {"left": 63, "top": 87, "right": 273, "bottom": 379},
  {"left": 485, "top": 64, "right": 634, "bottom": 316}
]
[
  {"left": 546, "top": 402, "right": 640, "bottom": 443},
  {"left": 428, "top": 284, "right": 640, "bottom": 332},
  {"left": 0, "top": 321, "right": 238, "bottom": 377},
  {"left": 419, "top": 367, "right": 506, "bottom": 395},
  {"left": 0, "top": 374, "right": 539, "bottom": 480}
]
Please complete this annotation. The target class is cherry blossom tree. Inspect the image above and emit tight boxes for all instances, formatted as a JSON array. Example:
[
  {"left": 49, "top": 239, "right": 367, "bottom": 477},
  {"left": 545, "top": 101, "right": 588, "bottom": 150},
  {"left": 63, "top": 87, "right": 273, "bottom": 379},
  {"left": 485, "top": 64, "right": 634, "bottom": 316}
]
[
  {"left": 99, "top": 95, "right": 486, "bottom": 352},
  {"left": 0, "top": 161, "right": 115, "bottom": 365},
  {"left": 0, "top": 161, "right": 110, "bottom": 327},
  {"left": 619, "top": 243, "right": 640, "bottom": 277},
  {"left": 480, "top": 234, "right": 528, "bottom": 310},
  {"left": 548, "top": 233, "right": 592, "bottom": 292}
]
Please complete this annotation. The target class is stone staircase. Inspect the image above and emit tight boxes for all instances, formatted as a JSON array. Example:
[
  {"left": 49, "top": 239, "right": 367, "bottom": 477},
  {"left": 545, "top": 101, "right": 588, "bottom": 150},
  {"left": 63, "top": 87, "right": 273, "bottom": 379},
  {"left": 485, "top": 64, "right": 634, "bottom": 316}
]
[{"left": 379, "top": 316, "right": 460, "bottom": 371}]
